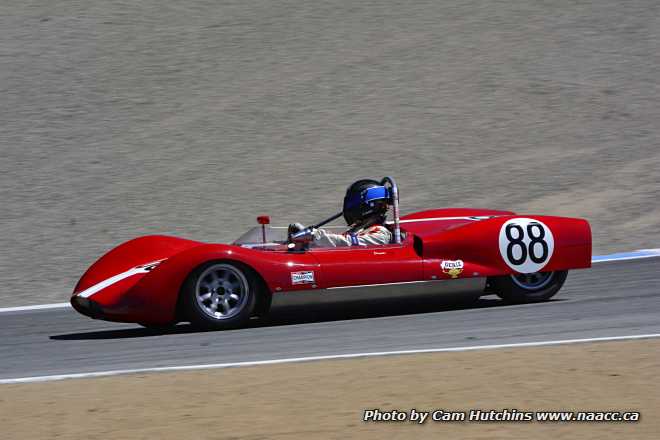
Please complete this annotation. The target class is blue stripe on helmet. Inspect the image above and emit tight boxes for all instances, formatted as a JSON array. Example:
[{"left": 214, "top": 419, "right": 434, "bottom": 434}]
[
  {"left": 362, "top": 186, "right": 390, "bottom": 203},
  {"left": 344, "top": 185, "right": 390, "bottom": 212}
]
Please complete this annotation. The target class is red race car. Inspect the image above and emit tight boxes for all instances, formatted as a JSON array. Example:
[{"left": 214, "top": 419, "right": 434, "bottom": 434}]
[{"left": 71, "top": 177, "right": 591, "bottom": 330}]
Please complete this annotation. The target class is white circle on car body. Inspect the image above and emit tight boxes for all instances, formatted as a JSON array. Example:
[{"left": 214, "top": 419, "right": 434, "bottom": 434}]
[{"left": 498, "top": 218, "right": 554, "bottom": 273}]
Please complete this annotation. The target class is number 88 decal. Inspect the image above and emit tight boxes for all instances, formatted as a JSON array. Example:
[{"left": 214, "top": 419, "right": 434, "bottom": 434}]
[{"left": 498, "top": 218, "right": 554, "bottom": 273}]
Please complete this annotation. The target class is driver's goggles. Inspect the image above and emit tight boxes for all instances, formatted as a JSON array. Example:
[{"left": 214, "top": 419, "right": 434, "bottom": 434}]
[{"left": 362, "top": 186, "right": 390, "bottom": 203}]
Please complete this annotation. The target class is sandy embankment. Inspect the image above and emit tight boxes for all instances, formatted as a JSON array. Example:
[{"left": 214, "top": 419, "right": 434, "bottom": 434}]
[{"left": 2, "top": 339, "right": 658, "bottom": 439}]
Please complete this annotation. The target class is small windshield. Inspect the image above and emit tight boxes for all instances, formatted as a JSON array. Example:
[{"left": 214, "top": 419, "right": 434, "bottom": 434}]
[
  {"left": 233, "top": 225, "right": 348, "bottom": 248},
  {"left": 233, "top": 226, "right": 289, "bottom": 246}
]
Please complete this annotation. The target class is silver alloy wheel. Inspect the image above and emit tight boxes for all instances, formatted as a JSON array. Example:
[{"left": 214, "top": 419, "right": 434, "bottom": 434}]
[
  {"left": 195, "top": 264, "right": 249, "bottom": 320},
  {"left": 510, "top": 271, "right": 554, "bottom": 290}
]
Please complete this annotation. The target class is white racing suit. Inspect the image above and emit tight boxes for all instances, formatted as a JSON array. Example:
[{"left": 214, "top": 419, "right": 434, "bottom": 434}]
[{"left": 311, "top": 225, "right": 392, "bottom": 247}]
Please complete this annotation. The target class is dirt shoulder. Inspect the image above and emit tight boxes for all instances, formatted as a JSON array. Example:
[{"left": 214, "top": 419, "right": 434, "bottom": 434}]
[{"left": 2, "top": 339, "right": 658, "bottom": 439}]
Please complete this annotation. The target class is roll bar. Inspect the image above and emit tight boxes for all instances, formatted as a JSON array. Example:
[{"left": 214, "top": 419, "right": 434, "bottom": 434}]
[
  {"left": 381, "top": 176, "right": 401, "bottom": 244},
  {"left": 293, "top": 177, "right": 401, "bottom": 245}
]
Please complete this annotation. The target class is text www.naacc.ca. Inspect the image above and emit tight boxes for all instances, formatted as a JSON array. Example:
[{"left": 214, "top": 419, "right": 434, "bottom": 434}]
[{"left": 363, "top": 408, "right": 641, "bottom": 424}]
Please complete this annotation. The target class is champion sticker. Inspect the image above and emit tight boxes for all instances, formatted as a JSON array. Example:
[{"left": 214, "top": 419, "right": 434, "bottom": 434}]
[
  {"left": 291, "top": 271, "right": 315, "bottom": 285},
  {"left": 441, "top": 260, "right": 464, "bottom": 278}
]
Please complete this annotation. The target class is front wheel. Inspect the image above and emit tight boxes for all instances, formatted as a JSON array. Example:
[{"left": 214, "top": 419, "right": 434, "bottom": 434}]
[
  {"left": 181, "top": 262, "right": 257, "bottom": 330},
  {"left": 490, "top": 271, "right": 568, "bottom": 304}
]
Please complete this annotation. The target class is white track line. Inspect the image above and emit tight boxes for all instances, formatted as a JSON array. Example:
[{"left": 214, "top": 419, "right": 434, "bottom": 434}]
[
  {"left": 0, "top": 303, "right": 71, "bottom": 313},
  {"left": 1, "top": 333, "right": 659, "bottom": 384},
  {"left": 591, "top": 249, "right": 660, "bottom": 263},
  {"left": 0, "top": 248, "right": 658, "bottom": 314}
]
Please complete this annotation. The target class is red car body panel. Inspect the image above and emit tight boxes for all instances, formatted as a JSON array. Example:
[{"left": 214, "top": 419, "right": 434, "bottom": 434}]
[
  {"left": 71, "top": 208, "right": 592, "bottom": 325},
  {"left": 308, "top": 235, "right": 423, "bottom": 287}
]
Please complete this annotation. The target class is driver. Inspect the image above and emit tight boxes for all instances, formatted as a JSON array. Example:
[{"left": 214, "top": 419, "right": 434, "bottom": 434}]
[{"left": 289, "top": 179, "right": 393, "bottom": 247}]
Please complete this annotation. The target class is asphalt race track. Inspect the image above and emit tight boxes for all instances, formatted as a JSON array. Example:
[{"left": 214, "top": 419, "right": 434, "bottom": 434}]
[{"left": 0, "top": 258, "right": 658, "bottom": 381}]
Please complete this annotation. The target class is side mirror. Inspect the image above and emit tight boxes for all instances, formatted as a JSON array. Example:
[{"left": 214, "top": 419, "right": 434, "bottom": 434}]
[{"left": 257, "top": 216, "right": 270, "bottom": 244}]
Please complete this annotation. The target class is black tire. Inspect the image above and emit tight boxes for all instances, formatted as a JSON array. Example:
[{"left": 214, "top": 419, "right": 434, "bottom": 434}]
[
  {"left": 181, "top": 261, "right": 258, "bottom": 330},
  {"left": 490, "top": 271, "right": 568, "bottom": 304}
]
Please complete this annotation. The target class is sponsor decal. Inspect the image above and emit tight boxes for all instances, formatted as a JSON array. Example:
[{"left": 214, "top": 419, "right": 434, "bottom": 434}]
[
  {"left": 291, "top": 271, "right": 315, "bottom": 285},
  {"left": 136, "top": 259, "right": 165, "bottom": 271},
  {"left": 441, "top": 260, "right": 464, "bottom": 278}
]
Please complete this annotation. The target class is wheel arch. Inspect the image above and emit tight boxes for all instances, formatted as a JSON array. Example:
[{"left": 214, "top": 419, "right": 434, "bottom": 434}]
[
  {"left": 174, "top": 258, "right": 273, "bottom": 322},
  {"left": 130, "top": 243, "right": 280, "bottom": 324}
]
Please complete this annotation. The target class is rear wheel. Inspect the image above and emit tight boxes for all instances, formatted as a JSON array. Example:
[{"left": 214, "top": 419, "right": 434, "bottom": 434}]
[
  {"left": 182, "top": 262, "right": 257, "bottom": 330},
  {"left": 491, "top": 271, "right": 567, "bottom": 304}
]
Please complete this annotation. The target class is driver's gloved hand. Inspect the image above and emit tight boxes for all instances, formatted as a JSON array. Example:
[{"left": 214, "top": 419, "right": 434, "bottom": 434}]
[{"left": 288, "top": 223, "right": 305, "bottom": 235}]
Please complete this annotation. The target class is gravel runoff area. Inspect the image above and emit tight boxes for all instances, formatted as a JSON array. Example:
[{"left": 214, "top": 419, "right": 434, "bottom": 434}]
[
  {"left": 2, "top": 0, "right": 660, "bottom": 305},
  {"left": 2, "top": 339, "right": 658, "bottom": 439}
]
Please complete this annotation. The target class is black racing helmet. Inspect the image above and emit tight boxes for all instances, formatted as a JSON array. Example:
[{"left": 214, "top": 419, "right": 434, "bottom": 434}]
[{"left": 342, "top": 179, "right": 392, "bottom": 226}]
